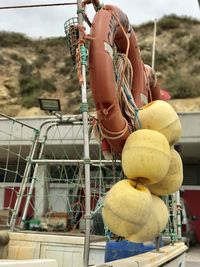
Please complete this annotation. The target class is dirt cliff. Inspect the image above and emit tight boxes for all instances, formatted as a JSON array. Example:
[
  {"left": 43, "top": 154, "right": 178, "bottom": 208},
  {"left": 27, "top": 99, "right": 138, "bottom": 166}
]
[{"left": 0, "top": 14, "right": 199, "bottom": 117}]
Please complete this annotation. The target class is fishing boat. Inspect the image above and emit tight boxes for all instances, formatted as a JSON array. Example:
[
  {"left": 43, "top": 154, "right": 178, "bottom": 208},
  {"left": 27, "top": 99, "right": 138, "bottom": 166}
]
[{"left": 0, "top": 0, "right": 188, "bottom": 266}]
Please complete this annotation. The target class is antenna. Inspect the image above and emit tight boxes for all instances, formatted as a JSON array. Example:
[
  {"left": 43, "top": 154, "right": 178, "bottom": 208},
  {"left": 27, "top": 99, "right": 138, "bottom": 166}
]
[{"left": 0, "top": 2, "right": 77, "bottom": 10}]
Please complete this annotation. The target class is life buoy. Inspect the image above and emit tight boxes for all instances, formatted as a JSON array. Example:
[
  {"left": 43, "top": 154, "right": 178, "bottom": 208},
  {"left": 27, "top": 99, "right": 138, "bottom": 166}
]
[{"left": 89, "top": 5, "right": 160, "bottom": 153}]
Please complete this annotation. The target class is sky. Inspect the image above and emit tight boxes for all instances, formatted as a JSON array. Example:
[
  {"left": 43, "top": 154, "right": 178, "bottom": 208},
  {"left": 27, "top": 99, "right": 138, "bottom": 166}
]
[{"left": 0, "top": 0, "right": 199, "bottom": 38}]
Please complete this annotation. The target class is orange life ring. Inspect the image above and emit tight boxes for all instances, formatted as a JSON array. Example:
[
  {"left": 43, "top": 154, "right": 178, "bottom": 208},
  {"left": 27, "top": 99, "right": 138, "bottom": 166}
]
[{"left": 89, "top": 5, "right": 160, "bottom": 153}]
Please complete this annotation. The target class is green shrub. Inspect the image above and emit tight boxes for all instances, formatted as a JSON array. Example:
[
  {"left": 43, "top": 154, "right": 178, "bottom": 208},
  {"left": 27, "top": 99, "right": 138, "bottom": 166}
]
[
  {"left": 173, "top": 30, "right": 186, "bottom": 39},
  {"left": 187, "top": 36, "right": 200, "bottom": 58},
  {"left": 57, "top": 63, "right": 72, "bottom": 76},
  {"left": 158, "top": 14, "right": 180, "bottom": 31},
  {"left": 164, "top": 71, "right": 200, "bottom": 98},
  {"left": 141, "top": 52, "right": 152, "bottom": 66},
  {"left": 64, "top": 75, "right": 79, "bottom": 93},
  {"left": 190, "top": 62, "right": 200, "bottom": 75},
  {"left": 41, "top": 78, "right": 56, "bottom": 92},
  {"left": 57, "top": 66, "right": 68, "bottom": 75},
  {"left": 9, "top": 53, "right": 26, "bottom": 64},
  {"left": 157, "top": 14, "right": 199, "bottom": 33},
  {"left": 175, "top": 15, "right": 199, "bottom": 25},
  {"left": 0, "top": 31, "right": 31, "bottom": 47},
  {"left": 68, "top": 95, "right": 81, "bottom": 106},
  {"left": 44, "top": 37, "right": 66, "bottom": 47},
  {"left": 154, "top": 50, "right": 178, "bottom": 71},
  {"left": 33, "top": 41, "right": 51, "bottom": 68},
  {"left": 34, "top": 43, "right": 47, "bottom": 54},
  {"left": 133, "top": 21, "right": 154, "bottom": 32},
  {"left": 134, "top": 15, "right": 199, "bottom": 35},
  {"left": 19, "top": 74, "right": 41, "bottom": 95},
  {"left": 21, "top": 91, "right": 41, "bottom": 108},
  {"left": 34, "top": 54, "right": 50, "bottom": 68},
  {"left": 0, "top": 55, "right": 5, "bottom": 65},
  {"left": 19, "top": 62, "right": 56, "bottom": 108},
  {"left": 20, "top": 62, "right": 34, "bottom": 76},
  {"left": 20, "top": 73, "right": 56, "bottom": 95}
]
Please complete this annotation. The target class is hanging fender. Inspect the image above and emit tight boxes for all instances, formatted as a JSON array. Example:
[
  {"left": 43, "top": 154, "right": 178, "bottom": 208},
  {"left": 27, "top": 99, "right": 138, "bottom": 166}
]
[{"left": 89, "top": 5, "right": 160, "bottom": 153}]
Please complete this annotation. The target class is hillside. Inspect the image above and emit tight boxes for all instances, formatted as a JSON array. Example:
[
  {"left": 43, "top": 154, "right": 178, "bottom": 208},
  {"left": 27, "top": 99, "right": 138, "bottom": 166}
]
[{"left": 0, "top": 14, "right": 200, "bottom": 116}]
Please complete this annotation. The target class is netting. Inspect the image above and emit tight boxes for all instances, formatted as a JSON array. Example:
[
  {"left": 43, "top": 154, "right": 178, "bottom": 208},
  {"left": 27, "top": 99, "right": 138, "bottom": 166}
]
[
  {"left": 162, "top": 193, "right": 182, "bottom": 244},
  {"left": 0, "top": 114, "right": 123, "bottom": 233},
  {"left": 30, "top": 117, "right": 123, "bottom": 233},
  {"left": 64, "top": 17, "right": 79, "bottom": 64},
  {"left": 0, "top": 15, "right": 182, "bottom": 240},
  {"left": 0, "top": 113, "right": 39, "bottom": 229},
  {"left": 0, "top": 113, "right": 182, "bottom": 244}
]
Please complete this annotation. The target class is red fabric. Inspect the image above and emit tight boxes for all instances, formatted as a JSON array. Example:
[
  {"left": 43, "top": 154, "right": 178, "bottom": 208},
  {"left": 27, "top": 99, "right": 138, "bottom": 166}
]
[
  {"left": 160, "top": 88, "right": 171, "bottom": 101},
  {"left": 4, "top": 187, "right": 35, "bottom": 219},
  {"left": 101, "top": 138, "right": 111, "bottom": 152},
  {"left": 183, "top": 190, "right": 200, "bottom": 243}
]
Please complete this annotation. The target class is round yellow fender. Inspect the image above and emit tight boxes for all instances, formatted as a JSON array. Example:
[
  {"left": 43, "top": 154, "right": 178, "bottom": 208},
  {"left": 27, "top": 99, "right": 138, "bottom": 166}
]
[
  {"left": 136, "top": 100, "right": 182, "bottom": 145},
  {"left": 102, "top": 179, "right": 152, "bottom": 237},
  {"left": 148, "top": 148, "right": 183, "bottom": 196},
  {"left": 122, "top": 129, "right": 171, "bottom": 184},
  {"left": 126, "top": 194, "right": 169, "bottom": 243}
]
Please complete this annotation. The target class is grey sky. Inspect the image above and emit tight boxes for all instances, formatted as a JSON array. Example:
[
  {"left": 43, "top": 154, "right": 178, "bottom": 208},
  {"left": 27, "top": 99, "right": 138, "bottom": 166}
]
[{"left": 0, "top": 0, "right": 199, "bottom": 38}]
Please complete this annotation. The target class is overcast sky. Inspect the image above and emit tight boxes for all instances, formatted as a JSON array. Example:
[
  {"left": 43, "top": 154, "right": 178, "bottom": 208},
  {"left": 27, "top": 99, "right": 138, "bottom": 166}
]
[{"left": 0, "top": 0, "right": 199, "bottom": 38}]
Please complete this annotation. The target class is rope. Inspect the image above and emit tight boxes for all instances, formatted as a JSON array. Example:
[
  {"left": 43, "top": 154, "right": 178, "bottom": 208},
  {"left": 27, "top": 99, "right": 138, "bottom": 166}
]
[
  {"left": 75, "top": 25, "right": 94, "bottom": 85},
  {"left": 80, "top": 103, "right": 89, "bottom": 113},
  {"left": 75, "top": 25, "right": 87, "bottom": 85},
  {"left": 98, "top": 98, "right": 116, "bottom": 116},
  {"left": 103, "top": 7, "right": 130, "bottom": 91},
  {"left": 143, "top": 64, "right": 153, "bottom": 102},
  {"left": 82, "top": 0, "right": 102, "bottom": 26},
  {"left": 92, "top": 7, "right": 134, "bottom": 142},
  {"left": 91, "top": 197, "right": 104, "bottom": 215},
  {"left": 104, "top": 8, "right": 143, "bottom": 130},
  {"left": 114, "top": 54, "right": 137, "bottom": 129},
  {"left": 99, "top": 118, "right": 129, "bottom": 140},
  {"left": 83, "top": 0, "right": 102, "bottom": 11}
]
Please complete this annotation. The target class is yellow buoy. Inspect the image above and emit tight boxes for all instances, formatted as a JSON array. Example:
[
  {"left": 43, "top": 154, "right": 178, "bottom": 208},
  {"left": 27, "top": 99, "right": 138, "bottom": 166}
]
[
  {"left": 102, "top": 179, "right": 152, "bottom": 237},
  {"left": 136, "top": 100, "right": 182, "bottom": 145},
  {"left": 126, "top": 194, "right": 169, "bottom": 243},
  {"left": 122, "top": 129, "right": 171, "bottom": 184},
  {"left": 148, "top": 148, "right": 183, "bottom": 196}
]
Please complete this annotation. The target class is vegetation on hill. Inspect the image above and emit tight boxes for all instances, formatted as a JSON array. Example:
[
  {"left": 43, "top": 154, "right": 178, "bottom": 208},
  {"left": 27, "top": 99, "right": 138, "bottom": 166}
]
[
  {"left": 135, "top": 15, "right": 200, "bottom": 99},
  {"left": 0, "top": 14, "right": 199, "bottom": 116}
]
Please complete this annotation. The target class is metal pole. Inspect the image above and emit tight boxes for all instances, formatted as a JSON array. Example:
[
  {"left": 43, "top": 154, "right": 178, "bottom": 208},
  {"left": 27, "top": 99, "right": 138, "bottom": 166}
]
[
  {"left": 152, "top": 19, "right": 157, "bottom": 70},
  {"left": 0, "top": 2, "right": 77, "bottom": 10},
  {"left": 31, "top": 159, "right": 121, "bottom": 165},
  {"left": 175, "top": 191, "right": 182, "bottom": 240},
  {"left": 21, "top": 125, "right": 54, "bottom": 228},
  {"left": 77, "top": 0, "right": 91, "bottom": 266},
  {"left": 10, "top": 130, "right": 40, "bottom": 229},
  {"left": 82, "top": 65, "right": 91, "bottom": 267}
]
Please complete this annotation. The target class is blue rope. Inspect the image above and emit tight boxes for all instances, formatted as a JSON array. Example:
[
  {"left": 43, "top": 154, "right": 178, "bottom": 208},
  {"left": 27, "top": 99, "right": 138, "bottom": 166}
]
[
  {"left": 80, "top": 45, "right": 87, "bottom": 66},
  {"left": 104, "top": 226, "right": 112, "bottom": 240},
  {"left": 135, "top": 108, "right": 142, "bottom": 129}
]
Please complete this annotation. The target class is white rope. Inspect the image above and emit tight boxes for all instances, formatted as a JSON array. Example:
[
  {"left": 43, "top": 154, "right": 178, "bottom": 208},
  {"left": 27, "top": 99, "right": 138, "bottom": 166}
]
[{"left": 114, "top": 53, "right": 137, "bottom": 130}]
